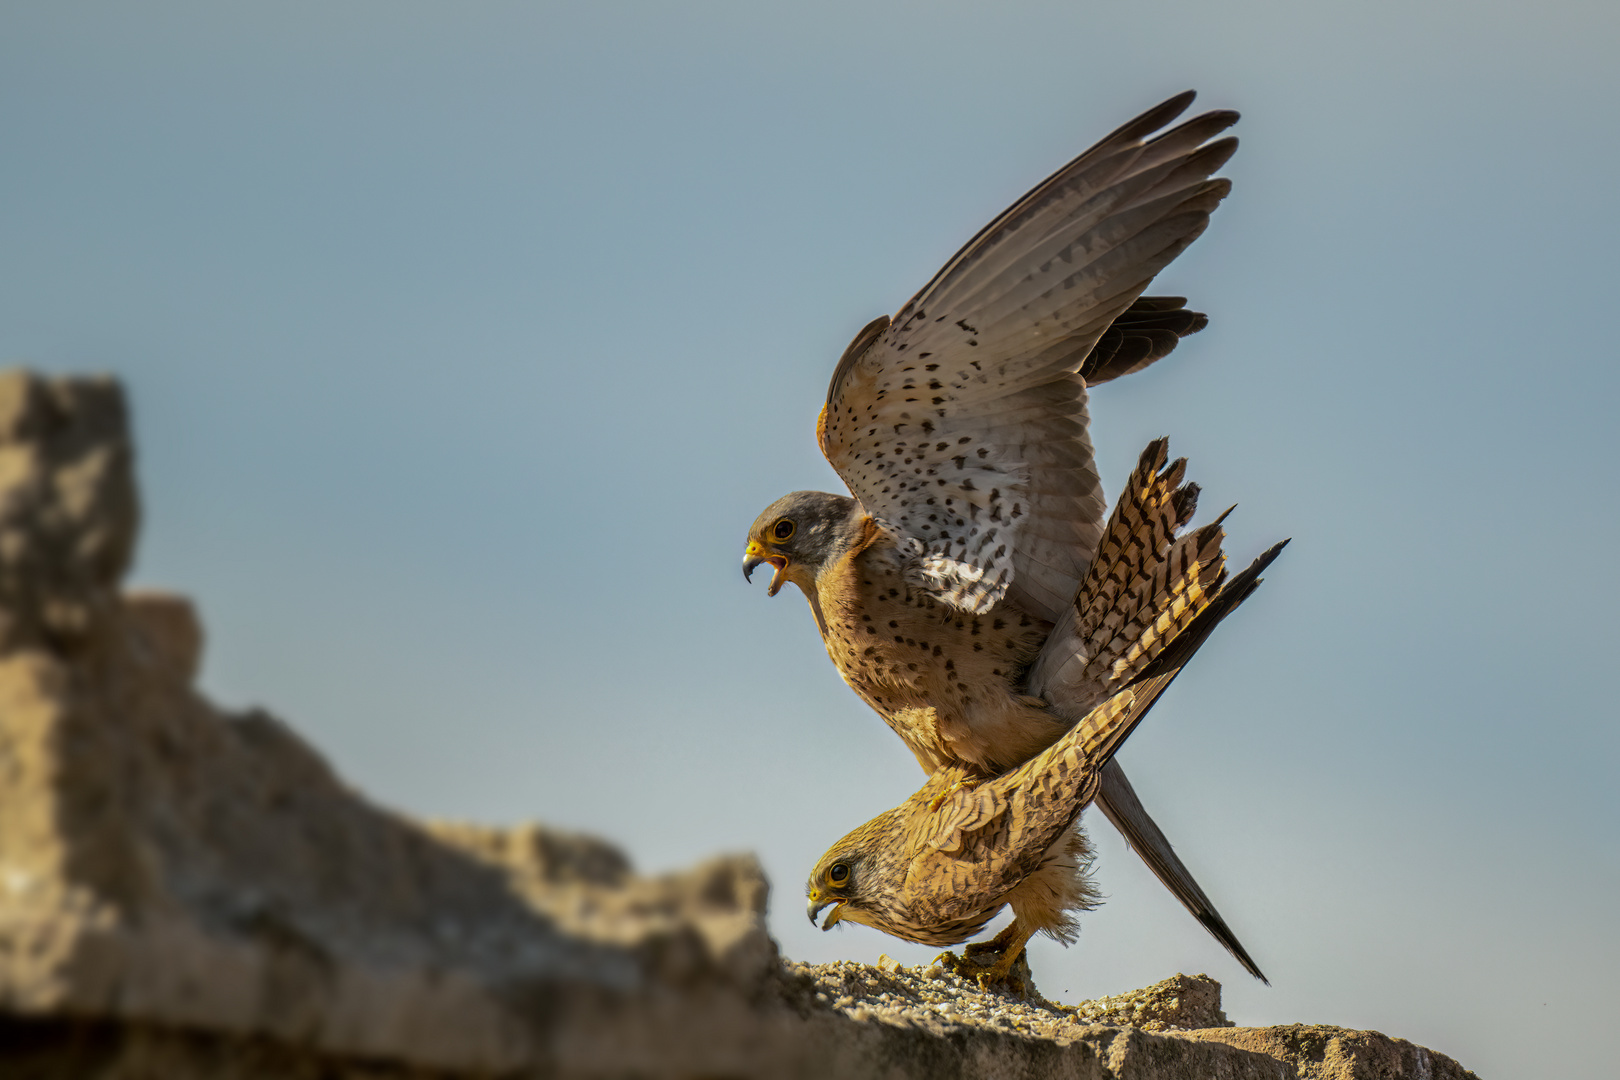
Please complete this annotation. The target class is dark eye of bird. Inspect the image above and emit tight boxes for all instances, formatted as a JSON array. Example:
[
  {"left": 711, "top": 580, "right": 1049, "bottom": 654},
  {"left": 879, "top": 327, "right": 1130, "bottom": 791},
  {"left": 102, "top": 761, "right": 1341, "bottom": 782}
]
[
  {"left": 773, "top": 518, "right": 795, "bottom": 541},
  {"left": 828, "top": 862, "right": 849, "bottom": 885}
]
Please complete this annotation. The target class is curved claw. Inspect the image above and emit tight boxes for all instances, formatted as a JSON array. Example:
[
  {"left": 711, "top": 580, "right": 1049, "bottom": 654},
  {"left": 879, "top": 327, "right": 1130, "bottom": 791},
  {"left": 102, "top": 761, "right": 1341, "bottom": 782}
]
[{"left": 927, "top": 773, "right": 983, "bottom": 813}]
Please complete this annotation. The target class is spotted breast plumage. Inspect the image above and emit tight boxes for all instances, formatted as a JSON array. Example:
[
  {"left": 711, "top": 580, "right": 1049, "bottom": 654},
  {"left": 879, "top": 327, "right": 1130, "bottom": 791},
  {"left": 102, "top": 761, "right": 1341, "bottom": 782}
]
[
  {"left": 804, "top": 454, "right": 1287, "bottom": 981},
  {"left": 744, "top": 91, "right": 1273, "bottom": 980}
]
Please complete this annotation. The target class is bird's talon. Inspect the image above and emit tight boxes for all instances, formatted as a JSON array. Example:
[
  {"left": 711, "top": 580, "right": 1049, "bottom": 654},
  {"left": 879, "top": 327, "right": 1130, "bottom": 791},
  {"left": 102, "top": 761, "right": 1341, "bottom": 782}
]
[{"left": 926, "top": 774, "right": 984, "bottom": 813}]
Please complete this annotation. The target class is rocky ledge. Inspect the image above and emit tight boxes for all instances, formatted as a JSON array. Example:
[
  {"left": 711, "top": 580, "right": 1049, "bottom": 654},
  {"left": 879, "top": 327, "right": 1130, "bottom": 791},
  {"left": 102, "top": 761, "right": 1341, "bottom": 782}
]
[{"left": 0, "top": 371, "right": 1478, "bottom": 1079}]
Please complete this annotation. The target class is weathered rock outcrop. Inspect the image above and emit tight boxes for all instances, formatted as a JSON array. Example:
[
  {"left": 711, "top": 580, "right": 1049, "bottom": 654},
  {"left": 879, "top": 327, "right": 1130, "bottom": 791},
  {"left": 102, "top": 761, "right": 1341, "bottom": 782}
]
[{"left": 0, "top": 370, "right": 1478, "bottom": 1079}]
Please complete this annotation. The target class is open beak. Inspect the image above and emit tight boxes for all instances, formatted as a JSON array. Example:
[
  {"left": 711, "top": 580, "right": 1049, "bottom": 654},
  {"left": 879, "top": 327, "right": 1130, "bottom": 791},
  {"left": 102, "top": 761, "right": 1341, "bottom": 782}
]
[
  {"left": 807, "top": 895, "right": 844, "bottom": 931},
  {"left": 743, "top": 540, "right": 790, "bottom": 597}
]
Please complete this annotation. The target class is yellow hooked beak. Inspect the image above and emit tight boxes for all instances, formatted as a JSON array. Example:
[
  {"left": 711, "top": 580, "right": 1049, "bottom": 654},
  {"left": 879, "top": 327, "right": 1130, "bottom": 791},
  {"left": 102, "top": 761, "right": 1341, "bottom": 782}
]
[
  {"left": 807, "top": 892, "right": 845, "bottom": 931},
  {"left": 742, "top": 539, "right": 790, "bottom": 597}
]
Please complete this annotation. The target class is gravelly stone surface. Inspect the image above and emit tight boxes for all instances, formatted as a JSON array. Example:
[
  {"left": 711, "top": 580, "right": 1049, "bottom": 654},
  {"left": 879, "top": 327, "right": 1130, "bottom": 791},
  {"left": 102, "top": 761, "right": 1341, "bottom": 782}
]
[{"left": 793, "top": 959, "right": 1231, "bottom": 1038}]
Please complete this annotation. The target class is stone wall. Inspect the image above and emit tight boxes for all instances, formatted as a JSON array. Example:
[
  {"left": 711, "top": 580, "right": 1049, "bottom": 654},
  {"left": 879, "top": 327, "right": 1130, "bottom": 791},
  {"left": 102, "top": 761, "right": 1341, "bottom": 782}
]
[{"left": 0, "top": 371, "right": 1478, "bottom": 1079}]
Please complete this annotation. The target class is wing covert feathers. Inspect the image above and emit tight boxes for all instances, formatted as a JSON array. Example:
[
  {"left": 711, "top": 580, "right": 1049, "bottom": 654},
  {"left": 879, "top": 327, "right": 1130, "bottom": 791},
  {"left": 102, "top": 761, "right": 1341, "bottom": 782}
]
[
  {"left": 819, "top": 92, "right": 1238, "bottom": 622},
  {"left": 910, "top": 691, "right": 1135, "bottom": 908}
]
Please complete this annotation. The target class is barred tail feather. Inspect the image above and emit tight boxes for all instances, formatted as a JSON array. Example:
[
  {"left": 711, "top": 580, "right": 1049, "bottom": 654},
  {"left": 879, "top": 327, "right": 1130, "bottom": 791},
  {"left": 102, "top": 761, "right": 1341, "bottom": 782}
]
[
  {"left": 1083, "top": 540, "right": 1287, "bottom": 768},
  {"left": 1028, "top": 436, "right": 1218, "bottom": 707},
  {"left": 1104, "top": 519, "right": 1226, "bottom": 686},
  {"left": 1072, "top": 438, "right": 1195, "bottom": 644}
]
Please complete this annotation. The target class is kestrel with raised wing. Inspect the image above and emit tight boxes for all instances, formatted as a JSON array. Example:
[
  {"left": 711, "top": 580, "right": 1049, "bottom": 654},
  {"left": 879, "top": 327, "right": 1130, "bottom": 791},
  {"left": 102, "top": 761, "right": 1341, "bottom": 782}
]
[
  {"left": 804, "top": 443, "right": 1286, "bottom": 980},
  {"left": 743, "top": 92, "right": 1269, "bottom": 979}
]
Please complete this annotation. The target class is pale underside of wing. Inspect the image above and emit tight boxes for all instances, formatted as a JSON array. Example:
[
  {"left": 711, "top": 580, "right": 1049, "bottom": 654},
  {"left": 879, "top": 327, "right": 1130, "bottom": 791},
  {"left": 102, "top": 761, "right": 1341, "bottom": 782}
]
[{"left": 818, "top": 91, "right": 1238, "bottom": 622}]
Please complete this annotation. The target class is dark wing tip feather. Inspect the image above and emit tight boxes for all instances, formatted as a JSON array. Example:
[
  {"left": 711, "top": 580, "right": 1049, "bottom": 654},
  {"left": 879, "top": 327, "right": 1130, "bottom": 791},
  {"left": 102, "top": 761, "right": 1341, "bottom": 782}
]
[
  {"left": 1111, "top": 301, "right": 1208, "bottom": 336},
  {"left": 1081, "top": 297, "right": 1211, "bottom": 384},
  {"left": 1087, "top": 333, "right": 1123, "bottom": 369},
  {"left": 902, "top": 92, "right": 1227, "bottom": 314},
  {"left": 1129, "top": 295, "right": 1189, "bottom": 312},
  {"left": 1147, "top": 109, "right": 1240, "bottom": 150},
  {"left": 1140, "top": 328, "right": 1185, "bottom": 355},
  {"left": 1173, "top": 178, "right": 1235, "bottom": 216},
  {"left": 1081, "top": 334, "right": 1151, "bottom": 382},
  {"left": 1109, "top": 90, "right": 1199, "bottom": 145},
  {"left": 1173, "top": 136, "right": 1241, "bottom": 181},
  {"left": 1091, "top": 541, "right": 1282, "bottom": 984}
]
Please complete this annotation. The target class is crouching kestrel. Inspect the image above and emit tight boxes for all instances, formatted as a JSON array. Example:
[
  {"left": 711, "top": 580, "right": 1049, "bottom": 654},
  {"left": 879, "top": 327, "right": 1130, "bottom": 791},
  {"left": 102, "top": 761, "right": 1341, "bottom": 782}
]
[
  {"left": 744, "top": 92, "right": 1271, "bottom": 978},
  {"left": 805, "top": 446, "right": 1285, "bottom": 979}
]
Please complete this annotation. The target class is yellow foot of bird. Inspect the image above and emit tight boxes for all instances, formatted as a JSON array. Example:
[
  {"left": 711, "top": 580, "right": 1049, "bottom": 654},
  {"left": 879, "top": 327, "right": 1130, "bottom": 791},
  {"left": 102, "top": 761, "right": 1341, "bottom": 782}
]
[
  {"left": 938, "top": 941, "right": 1044, "bottom": 1001},
  {"left": 926, "top": 774, "right": 984, "bottom": 813}
]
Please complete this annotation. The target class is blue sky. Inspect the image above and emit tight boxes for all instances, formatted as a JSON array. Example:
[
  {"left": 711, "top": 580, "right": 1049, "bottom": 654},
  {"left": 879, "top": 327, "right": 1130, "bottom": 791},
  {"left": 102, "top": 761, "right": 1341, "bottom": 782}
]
[{"left": 3, "top": 3, "right": 1616, "bottom": 1076}]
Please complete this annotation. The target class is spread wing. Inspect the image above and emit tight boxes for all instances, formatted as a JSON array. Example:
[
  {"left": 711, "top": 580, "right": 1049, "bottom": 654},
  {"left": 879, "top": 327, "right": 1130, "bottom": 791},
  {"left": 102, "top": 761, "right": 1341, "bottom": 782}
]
[{"left": 817, "top": 91, "right": 1237, "bottom": 620}]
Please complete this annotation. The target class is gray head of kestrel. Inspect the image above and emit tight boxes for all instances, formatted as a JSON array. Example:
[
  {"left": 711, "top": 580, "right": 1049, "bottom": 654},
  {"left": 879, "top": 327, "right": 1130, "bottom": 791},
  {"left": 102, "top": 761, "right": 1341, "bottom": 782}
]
[{"left": 742, "top": 490, "right": 858, "bottom": 597}]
